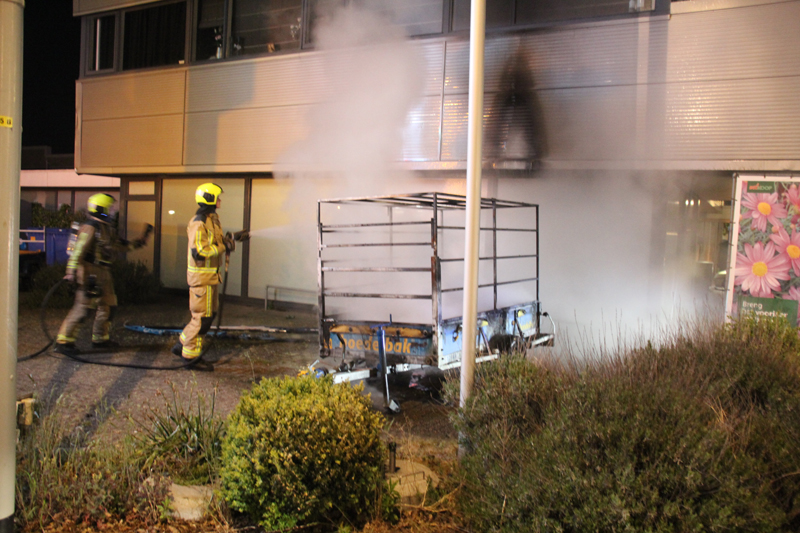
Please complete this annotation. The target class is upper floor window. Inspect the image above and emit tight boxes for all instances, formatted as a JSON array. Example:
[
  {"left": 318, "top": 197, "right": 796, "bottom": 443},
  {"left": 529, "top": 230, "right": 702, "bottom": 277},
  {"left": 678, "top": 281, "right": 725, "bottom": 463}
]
[
  {"left": 452, "top": 0, "right": 637, "bottom": 31},
  {"left": 81, "top": 0, "right": 657, "bottom": 76},
  {"left": 358, "top": 0, "right": 444, "bottom": 37},
  {"left": 195, "top": 0, "right": 226, "bottom": 60},
  {"left": 123, "top": 1, "right": 187, "bottom": 70},
  {"left": 231, "top": 0, "right": 303, "bottom": 56},
  {"left": 90, "top": 14, "right": 116, "bottom": 72},
  {"left": 304, "top": 0, "right": 443, "bottom": 47}
]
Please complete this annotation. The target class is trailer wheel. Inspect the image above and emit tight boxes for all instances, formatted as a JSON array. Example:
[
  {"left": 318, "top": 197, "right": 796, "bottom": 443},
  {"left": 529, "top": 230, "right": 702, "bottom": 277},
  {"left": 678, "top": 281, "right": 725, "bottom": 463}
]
[{"left": 488, "top": 334, "right": 516, "bottom": 355}]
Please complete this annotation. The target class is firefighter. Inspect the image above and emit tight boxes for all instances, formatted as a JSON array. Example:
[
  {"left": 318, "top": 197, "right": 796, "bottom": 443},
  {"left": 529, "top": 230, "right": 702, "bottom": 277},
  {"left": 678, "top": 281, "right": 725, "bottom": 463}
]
[
  {"left": 54, "top": 193, "right": 153, "bottom": 356},
  {"left": 172, "top": 183, "right": 249, "bottom": 360}
]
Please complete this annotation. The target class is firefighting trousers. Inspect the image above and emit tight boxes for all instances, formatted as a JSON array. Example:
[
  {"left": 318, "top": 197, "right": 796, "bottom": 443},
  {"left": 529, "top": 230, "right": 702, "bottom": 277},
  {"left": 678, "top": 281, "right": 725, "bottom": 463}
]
[
  {"left": 56, "top": 271, "right": 118, "bottom": 345},
  {"left": 179, "top": 284, "right": 219, "bottom": 359}
]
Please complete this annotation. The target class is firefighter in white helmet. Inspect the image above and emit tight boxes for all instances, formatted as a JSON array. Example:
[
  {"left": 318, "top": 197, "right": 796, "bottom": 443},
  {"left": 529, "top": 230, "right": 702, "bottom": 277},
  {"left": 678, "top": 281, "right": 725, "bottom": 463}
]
[
  {"left": 172, "top": 183, "right": 248, "bottom": 360},
  {"left": 54, "top": 193, "right": 153, "bottom": 356}
]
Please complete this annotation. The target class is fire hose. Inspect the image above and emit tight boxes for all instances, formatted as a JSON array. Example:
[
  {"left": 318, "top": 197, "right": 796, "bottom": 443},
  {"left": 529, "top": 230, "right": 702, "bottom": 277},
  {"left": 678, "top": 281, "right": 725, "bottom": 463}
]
[
  {"left": 20, "top": 228, "right": 251, "bottom": 369},
  {"left": 22, "top": 276, "right": 203, "bottom": 370}
]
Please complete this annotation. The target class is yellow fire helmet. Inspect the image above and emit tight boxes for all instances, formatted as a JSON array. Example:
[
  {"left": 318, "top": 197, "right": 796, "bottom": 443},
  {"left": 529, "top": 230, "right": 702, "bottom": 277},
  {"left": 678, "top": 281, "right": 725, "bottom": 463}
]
[
  {"left": 195, "top": 183, "right": 223, "bottom": 205},
  {"left": 87, "top": 193, "right": 116, "bottom": 219}
]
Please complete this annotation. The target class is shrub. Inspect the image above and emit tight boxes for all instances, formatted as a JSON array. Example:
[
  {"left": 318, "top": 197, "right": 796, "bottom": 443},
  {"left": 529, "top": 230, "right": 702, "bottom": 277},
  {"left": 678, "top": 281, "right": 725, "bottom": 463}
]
[
  {"left": 19, "top": 260, "right": 162, "bottom": 309},
  {"left": 451, "top": 317, "right": 800, "bottom": 533},
  {"left": 30, "top": 202, "right": 85, "bottom": 229},
  {"left": 111, "top": 260, "right": 162, "bottom": 306},
  {"left": 19, "top": 263, "right": 75, "bottom": 309},
  {"left": 15, "top": 396, "right": 170, "bottom": 531},
  {"left": 132, "top": 382, "right": 225, "bottom": 486},
  {"left": 220, "top": 375, "right": 386, "bottom": 530}
]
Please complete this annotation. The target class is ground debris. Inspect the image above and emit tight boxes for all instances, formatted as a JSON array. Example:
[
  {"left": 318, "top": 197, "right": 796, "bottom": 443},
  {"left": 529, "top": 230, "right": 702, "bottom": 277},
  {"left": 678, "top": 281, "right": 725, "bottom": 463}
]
[{"left": 33, "top": 517, "right": 232, "bottom": 533}]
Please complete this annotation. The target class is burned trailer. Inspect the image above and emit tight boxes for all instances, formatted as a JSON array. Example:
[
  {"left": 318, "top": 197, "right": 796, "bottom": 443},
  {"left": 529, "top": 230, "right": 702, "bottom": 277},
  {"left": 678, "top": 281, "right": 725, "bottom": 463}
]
[{"left": 317, "top": 192, "right": 554, "bottom": 377}]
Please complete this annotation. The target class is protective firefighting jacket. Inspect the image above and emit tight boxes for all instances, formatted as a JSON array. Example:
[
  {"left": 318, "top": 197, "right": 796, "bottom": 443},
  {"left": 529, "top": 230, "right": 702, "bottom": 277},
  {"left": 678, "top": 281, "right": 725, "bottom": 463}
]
[
  {"left": 67, "top": 218, "right": 139, "bottom": 286},
  {"left": 186, "top": 211, "right": 226, "bottom": 287}
]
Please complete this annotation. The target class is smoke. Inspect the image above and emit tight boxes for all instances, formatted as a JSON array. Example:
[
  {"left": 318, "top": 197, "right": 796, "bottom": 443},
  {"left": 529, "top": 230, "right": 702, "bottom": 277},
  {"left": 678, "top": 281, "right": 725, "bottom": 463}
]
[
  {"left": 253, "top": 7, "right": 733, "bottom": 355},
  {"left": 275, "top": 3, "right": 424, "bottom": 192},
  {"left": 494, "top": 170, "right": 732, "bottom": 355},
  {"left": 251, "top": 3, "right": 431, "bottom": 310}
]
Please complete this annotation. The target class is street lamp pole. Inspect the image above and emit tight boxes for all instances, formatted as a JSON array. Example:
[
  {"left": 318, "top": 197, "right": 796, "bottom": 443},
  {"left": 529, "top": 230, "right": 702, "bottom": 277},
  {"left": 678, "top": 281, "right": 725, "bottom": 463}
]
[{"left": 0, "top": 0, "right": 24, "bottom": 531}]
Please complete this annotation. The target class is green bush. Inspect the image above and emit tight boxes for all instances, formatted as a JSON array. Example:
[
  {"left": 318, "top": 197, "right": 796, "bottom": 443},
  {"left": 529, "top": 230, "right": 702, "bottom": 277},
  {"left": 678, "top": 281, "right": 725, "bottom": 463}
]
[
  {"left": 111, "top": 260, "right": 162, "bottom": 306},
  {"left": 30, "top": 202, "right": 85, "bottom": 229},
  {"left": 19, "top": 263, "right": 75, "bottom": 309},
  {"left": 220, "top": 375, "right": 387, "bottom": 530},
  {"left": 15, "top": 396, "right": 170, "bottom": 531},
  {"left": 451, "top": 317, "right": 800, "bottom": 533},
  {"left": 19, "top": 260, "right": 162, "bottom": 309}
]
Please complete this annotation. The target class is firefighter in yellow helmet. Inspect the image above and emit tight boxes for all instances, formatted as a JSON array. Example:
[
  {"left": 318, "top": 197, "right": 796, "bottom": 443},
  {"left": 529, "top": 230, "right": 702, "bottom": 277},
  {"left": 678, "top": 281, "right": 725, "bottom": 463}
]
[
  {"left": 54, "top": 193, "right": 153, "bottom": 356},
  {"left": 172, "top": 183, "right": 248, "bottom": 360}
]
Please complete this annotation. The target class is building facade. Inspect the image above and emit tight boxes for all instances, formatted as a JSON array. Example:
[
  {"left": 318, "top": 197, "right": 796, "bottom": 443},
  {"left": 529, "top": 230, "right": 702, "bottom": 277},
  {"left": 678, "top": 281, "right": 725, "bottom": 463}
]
[{"left": 72, "top": 0, "right": 800, "bottom": 346}]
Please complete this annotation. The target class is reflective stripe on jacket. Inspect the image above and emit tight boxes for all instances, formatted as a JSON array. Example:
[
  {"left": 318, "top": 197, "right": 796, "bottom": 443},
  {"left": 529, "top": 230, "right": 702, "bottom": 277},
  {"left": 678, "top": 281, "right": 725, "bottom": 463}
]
[
  {"left": 186, "top": 212, "right": 226, "bottom": 287},
  {"left": 67, "top": 218, "right": 135, "bottom": 285}
]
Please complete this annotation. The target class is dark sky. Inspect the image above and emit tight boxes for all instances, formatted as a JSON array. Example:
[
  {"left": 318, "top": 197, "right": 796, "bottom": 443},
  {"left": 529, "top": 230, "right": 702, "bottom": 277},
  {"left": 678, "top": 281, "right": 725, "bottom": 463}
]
[{"left": 22, "top": 1, "right": 81, "bottom": 154}]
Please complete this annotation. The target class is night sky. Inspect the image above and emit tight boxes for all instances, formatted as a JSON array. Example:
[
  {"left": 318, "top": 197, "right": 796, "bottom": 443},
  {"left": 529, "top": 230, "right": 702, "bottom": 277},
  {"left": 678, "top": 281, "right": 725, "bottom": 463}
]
[{"left": 22, "top": 1, "right": 81, "bottom": 154}]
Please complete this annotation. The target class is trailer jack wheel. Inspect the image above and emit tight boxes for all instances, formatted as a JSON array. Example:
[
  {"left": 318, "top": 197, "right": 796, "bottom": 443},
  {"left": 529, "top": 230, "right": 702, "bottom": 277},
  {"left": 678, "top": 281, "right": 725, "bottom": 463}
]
[{"left": 386, "top": 399, "right": 401, "bottom": 414}]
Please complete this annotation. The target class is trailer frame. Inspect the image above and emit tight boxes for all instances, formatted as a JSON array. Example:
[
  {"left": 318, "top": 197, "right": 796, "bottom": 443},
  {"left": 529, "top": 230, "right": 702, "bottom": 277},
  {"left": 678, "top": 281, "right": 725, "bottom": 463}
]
[{"left": 317, "top": 192, "right": 553, "bottom": 373}]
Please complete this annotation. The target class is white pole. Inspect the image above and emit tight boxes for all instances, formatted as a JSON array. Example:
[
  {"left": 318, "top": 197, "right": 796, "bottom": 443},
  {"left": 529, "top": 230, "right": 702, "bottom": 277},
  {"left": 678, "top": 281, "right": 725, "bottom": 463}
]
[
  {"left": 0, "top": 1, "right": 23, "bottom": 531},
  {"left": 459, "top": 0, "right": 486, "bottom": 414}
]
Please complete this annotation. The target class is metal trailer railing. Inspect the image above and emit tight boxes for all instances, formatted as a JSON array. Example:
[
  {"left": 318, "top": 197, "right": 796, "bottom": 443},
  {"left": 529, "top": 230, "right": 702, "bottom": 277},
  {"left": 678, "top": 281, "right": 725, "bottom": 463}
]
[{"left": 317, "top": 192, "right": 554, "bottom": 373}]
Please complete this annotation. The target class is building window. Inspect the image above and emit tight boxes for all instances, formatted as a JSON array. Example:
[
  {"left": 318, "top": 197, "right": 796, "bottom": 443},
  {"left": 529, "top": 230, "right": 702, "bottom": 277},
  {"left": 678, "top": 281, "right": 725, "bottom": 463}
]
[
  {"left": 195, "top": 0, "right": 226, "bottom": 61},
  {"left": 452, "top": 0, "right": 633, "bottom": 31},
  {"left": 123, "top": 1, "right": 187, "bottom": 70},
  {"left": 231, "top": 0, "right": 303, "bottom": 56},
  {"left": 90, "top": 14, "right": 116, "bottom": 71},
  {"left": 515, "top": 0, "right": 632, "bottom": 24},
  {"left": 360, "top": 0, "right": 444, "bottom": 37},
  {"left": 304, "top": 0, "right": 343, "bottom": 47}
]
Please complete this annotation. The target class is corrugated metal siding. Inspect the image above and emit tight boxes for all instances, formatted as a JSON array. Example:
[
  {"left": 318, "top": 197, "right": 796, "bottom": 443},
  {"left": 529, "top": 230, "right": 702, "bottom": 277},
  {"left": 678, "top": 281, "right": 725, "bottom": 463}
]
[
  {"left": 81, "top": 115, "right": 184, "bottom": 167},
  {"left": 74, "top": 0, "right": 160, "bottom": 16},
  {"left": 185, "top": 55, "right": 329, "bottom": 113},
  {"left": 79, "top": 70, "right": 186, "bottom": 169},
  {"left": 402, "top": 95, "right": 442, "bottom": 161},
  {"left": 183, "top": 106, "right": 311, "bottom": 165},
  {"left": 663, "top": 1, "right": 800, "bottom": 162},
  {"left": 442, "top": 84, "right": 639, "bottom": 161},
  {"left": 664, "top": 77, "right": 800, "bottom": 160},
  {"left": 75, "top": 0, "right": 800, "bottom": 173},
  {"left": 82, "top": 70, "right": 185, "bottom": 120},
  {"left": 418, "top": 41, "right": 446, "bottom": 96},
  {"left": 444, "top": 21, "right": 643, "bottom": 94},
  {"left": 667, "top": 2, "right": 800, "bottom": 82}
]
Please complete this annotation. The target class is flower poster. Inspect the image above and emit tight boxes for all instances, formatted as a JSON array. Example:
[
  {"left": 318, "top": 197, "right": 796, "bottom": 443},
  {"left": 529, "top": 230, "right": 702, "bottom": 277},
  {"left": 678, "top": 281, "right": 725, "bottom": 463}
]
[{"left": 727, "top": 175, "right": 800, "bottom": 326}]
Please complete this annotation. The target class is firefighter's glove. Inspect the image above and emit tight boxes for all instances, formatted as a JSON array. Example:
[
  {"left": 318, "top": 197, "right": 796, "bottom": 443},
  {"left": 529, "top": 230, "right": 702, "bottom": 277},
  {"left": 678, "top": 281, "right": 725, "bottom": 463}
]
[
  {"left": 224, "top": 232, "right": 235, "bottom": 253},
  {"left": 233, "top": 229, "right": 250, "bottom": 242},
  {"left": 63, "top": 271, "right": 76, "bottom": 284},
  {"left": 134, "top": 224, "right": 154, "bottom": 248}
]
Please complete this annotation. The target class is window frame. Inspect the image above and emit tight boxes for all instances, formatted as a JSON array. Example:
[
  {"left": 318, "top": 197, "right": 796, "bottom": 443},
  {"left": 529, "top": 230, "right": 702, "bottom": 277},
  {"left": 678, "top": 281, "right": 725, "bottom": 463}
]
[
  {"left": 82, "top": 12, "right": 120, "bottom": 76},
  {"left": 118, "top": 0, "right": 191, "bottom": 73},
  {"left": 80, "top": 0, "right": 667, "bottom": 77},
  {"left": 192, "top": 0, "right": 229, "bottom": 63}
]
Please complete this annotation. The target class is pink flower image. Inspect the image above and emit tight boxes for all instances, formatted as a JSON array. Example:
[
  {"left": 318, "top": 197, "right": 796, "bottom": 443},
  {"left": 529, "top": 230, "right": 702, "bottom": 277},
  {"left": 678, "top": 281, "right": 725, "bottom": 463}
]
[
  {"left": 784, "top": 286, "right": 800, "bottom": 322},
  {"left": 771, "top": 227, "right": 800, "bottom": 276},
  {"left": 741, "top": 192, "right": 788, "bottom": 232},
  {"left": 785, "top": 184, "right": 800, "bottom": 211},
  {"left": 782, "top": 184, "right": 800, "bottom": 227},
  {"left": 734, "top": 241, "right": 790, "bottom": 298}
]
